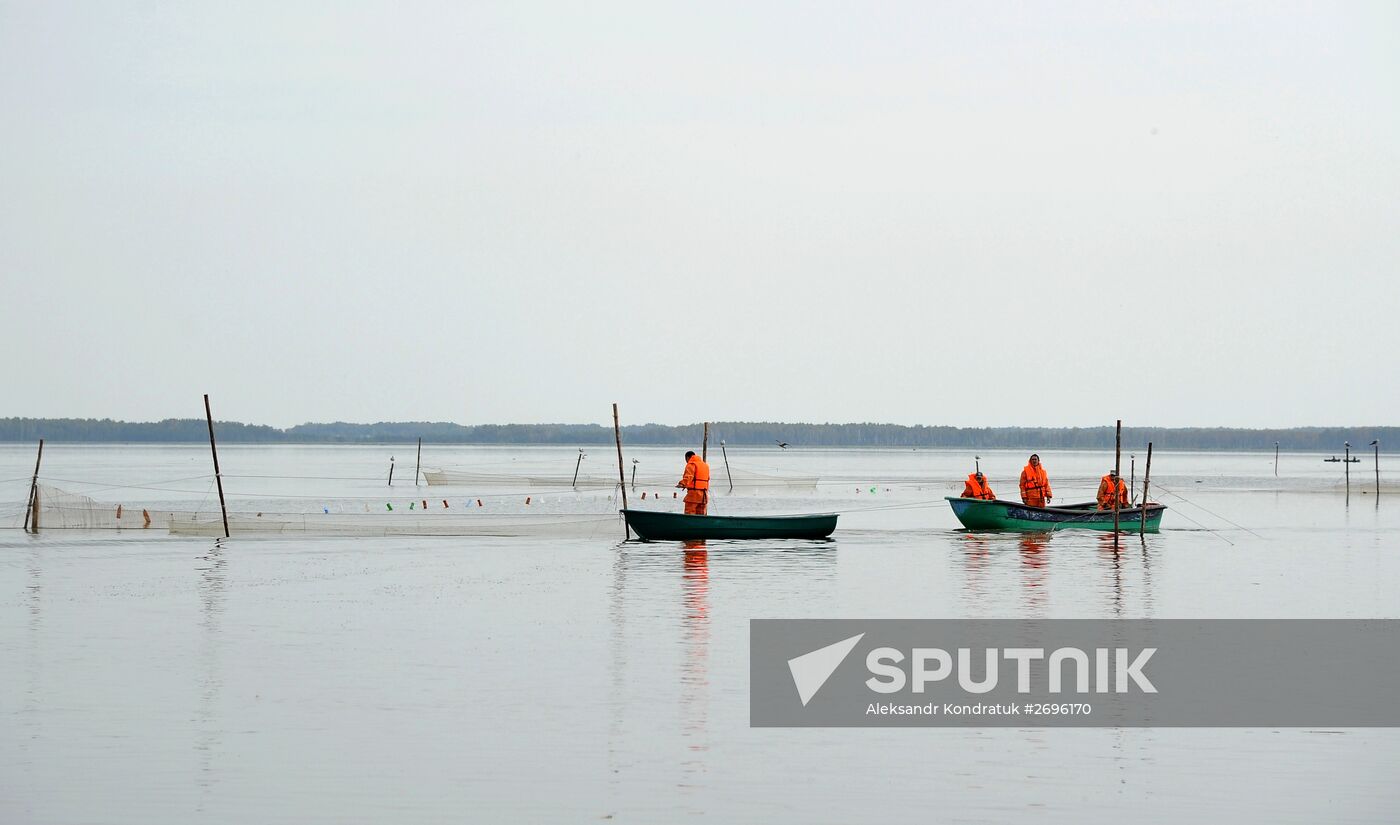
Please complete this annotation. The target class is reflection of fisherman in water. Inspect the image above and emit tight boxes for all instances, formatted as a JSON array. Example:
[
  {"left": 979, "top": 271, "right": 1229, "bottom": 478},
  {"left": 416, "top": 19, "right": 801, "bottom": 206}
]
[
  {"left": 680, "top": 543, "right": 710, "bottom": 787},
  {"left": 1097, "top": 532, "right": 1125, "bottom": 617},
  {"left": 1019, "top": 532, "right": 1049, "bottom": 563},
  {"left": 1018, "top": 533, "right": 1049, "bottom": 611},
  {"left": 959, "top": 533, "right": 991, "bottom": 601}
]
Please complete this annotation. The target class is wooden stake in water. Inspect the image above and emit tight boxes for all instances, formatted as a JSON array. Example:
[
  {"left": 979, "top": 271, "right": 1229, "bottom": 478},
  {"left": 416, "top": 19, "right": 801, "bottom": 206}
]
[
  {"left": 1345, "top": 441, "right": 1351, "bottom": 495},
  {"left": 573, "top": 449, "right": 586, "bottom": 488},
  {"left": 631, "top": 458, "right": 638, "bottom": 491},
  {"left": 721, "top": 440, "right": 734, "bottom": 493},
  {"left": 23, "top": 438, "right": 43, "bottom": 533},
  {"left": 1275, "top": 441, "right": 1280, "bottom": 477},
  {"left": 1140, "top": 442, "right": 1153, "bottom": 537},
  {"left": 415, "top": 437, "right": 422, "bottom": 487},
  {"left": 203, "top": 394, "right": 230, "bottom": 539},
  {"left": 388, "top": 457, "right": 395, "bottom": 486},
  {"left": 1372, "top": 437, "right": 1383, "bottom": 495},
  {"left": 1113, "top": 419, "right": 1122, "bottom": 548},
  {"left": 702, "top": 422, "right": 709, "bottom": 462},
  {"left": 1130, "top": 454, "right": 1136, "bottom": 506},
  {"left": 613, "top": 403, "right": 630, "bottom": 540}
]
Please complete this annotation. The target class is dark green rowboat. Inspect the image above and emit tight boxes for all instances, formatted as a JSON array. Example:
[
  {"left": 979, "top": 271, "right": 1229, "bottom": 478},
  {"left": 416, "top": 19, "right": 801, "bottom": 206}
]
[
  {"left": 622, "top": 508, "right": 838, "bottom": 541},
  {"left": 946, "top": 496, "right": 1166, "bottom": 532}
]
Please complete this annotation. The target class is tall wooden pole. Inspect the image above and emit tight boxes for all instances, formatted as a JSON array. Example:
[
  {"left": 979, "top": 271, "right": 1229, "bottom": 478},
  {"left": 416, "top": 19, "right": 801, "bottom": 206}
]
[
  {"left": 702, "top": 422, "right": 709, "bottom": 462},
  {"left": 1130, "top": 455, "right": 1136, "bottom": 506},
  {"left": 721, "top": 440, "right": 733, "bottom": 493},
  {"left": 573, "top": 449, "right": 585, "bottom": 488},
  {"left": 1139, "top": 442, "right": 1153, "bottom": 536},
  {"left": 23, "top": 438, "right": 43, "bottom": 533},
  {"left": 1345, "top": 442, "right": 1351, "bottom": 495},
  {"left": 1372, "top": 439, "right": 1383, "bottom": 498},
  {"left": 204, "top": 394, "right": 230, "bottom": 539},
  {"left": 1274, "top": 442, "right": 1279, "bottom": 477},
  {"left": 415, "top": 437, "right": 422, "bottom": 486},
  {"left": 1113, "top": 419, "right": 1122, "bottom": 548},
  {"left": 613, "top": 403, "right": 630, "bottom": 540}
]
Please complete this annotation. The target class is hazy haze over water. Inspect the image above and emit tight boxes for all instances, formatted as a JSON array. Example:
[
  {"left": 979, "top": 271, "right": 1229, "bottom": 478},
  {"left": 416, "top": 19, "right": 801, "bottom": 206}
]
[{"left": 1, "top": 2, "right": 1397, "bottom": 427}]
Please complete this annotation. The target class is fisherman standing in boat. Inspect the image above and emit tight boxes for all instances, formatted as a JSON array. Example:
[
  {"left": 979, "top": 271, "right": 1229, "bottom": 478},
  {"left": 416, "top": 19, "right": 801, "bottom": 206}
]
[
  {"left": 962, "top": 470, "right": 996, "bottom": 500},
  {"left": 677, "top": 450, "right": 711, "bottom": 515},
  {"left": 1096, "top": 470, "right": 1130, "bottom": 510},
  {"left": 1019, "top": 454, "right": 1052, "bottom": 507}
]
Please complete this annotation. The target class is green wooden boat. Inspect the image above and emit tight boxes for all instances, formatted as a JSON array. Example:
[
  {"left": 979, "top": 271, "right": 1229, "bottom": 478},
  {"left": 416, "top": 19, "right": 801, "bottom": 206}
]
[
  {"left": 621, "top": 508, "right": 838, "bottom": 541},
  {"left": 945, "top": 496, "right": 1166, "bottom": 532}
]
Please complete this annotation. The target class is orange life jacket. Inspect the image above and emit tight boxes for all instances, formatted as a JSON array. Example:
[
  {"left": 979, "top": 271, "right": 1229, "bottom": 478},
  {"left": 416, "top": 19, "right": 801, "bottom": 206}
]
[
  {"left": 1097, "top": 475, "right": 1129, "bottom": 509},
  {"left": 963, "top": 473, "right": 995, "bottom": 500},
  {"left": 1020, "top": 463, "right": 1051, "bottom": 499},
  {"left": 681, "top": 456, "right": 711, "bottom": 491}
]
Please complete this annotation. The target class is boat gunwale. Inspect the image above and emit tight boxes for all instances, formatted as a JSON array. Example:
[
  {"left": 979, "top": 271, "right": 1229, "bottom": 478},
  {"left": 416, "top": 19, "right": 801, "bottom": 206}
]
[{"left": 944, "top": 496, "right": 1167, "bottom": 516}]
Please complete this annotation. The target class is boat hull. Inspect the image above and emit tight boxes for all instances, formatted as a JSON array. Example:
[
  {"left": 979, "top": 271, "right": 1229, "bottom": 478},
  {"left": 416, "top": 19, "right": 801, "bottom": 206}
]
[
  {"left": 945, "top": 497, "right": 1166, "bottom": 532},
  {"left": 622, "top": 509, "right": 838, "bottom": 541}
]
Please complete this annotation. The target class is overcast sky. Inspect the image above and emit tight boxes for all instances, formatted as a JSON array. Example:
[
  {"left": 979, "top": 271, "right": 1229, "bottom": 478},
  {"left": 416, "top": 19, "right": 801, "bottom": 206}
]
[{"left": 2, "top": 2, "right": 1396, "bottom": 428}]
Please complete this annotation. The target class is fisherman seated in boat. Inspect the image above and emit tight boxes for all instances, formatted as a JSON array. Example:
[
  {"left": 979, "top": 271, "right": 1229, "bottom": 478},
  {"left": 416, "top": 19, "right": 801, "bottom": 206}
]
[
  {"left": 1019, "top": 454, "right": 1052, "bottom": 507},
  {"left": 961, "top": 471, "right": 996, "bottom": 500},
  {"left": 677, "top": 451, "right": 711, "bottom": 515},
  {"left": 1096, "top": 470, "right": 1130, "bottom": 510}
]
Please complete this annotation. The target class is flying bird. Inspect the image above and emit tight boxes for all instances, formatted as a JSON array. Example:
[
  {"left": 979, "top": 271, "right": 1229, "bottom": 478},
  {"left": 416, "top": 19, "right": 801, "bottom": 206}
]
[{"left": 776, "top": 440, "right": 789, "bottom": 449}]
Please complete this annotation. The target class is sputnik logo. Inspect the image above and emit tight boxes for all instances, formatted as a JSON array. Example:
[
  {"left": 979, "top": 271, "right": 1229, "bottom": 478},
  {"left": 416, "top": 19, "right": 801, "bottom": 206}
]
[{"left": 787, "top": 633, "right": 864, "bottom": 706}]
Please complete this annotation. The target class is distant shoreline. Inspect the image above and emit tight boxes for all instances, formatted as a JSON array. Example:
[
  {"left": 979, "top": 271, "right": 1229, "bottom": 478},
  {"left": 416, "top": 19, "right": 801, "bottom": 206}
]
[{"left": 1, "top": 418, "right": 1393, "bottom": 452}]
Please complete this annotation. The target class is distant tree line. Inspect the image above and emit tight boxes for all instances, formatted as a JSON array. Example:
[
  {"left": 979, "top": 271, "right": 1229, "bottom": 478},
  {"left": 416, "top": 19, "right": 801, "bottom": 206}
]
[{"left": 1, "top": 417, "right": 1394, "bottom": 452}]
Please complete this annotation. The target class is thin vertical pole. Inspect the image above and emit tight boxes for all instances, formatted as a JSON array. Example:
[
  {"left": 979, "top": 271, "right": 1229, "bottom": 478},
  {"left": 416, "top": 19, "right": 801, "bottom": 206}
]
[
  {"left": 387, "top": 457, "right": 395, "bottom": 486},
  {"left": 1274, "top": 442, "right": 1279, "bottom": 477},
  {"left": 721, "top": 441, "right": 733, "bottom": 493},
  {"left": 1139, "top": 442, "right": 1153, "bottom": 536},
  {"left": 1113, "top": 419, "right": 1122, "bottom": 548},
  {"left": 1345, "top": 442, "right": 1351, "bottom": 494},
  {"left": 1130, "top": 455, "right": 1136, "bottom": 506},
  {"left": 23, "top": 438, "right": 43, "bottom": 533},
  {"left": 702, "top": 422, "right": 709, "bottom": 462},
  {"left": 203, "top": 394, "right": 230, "bottom": 539},
  {"left": 1372, "top": 439, "right": 1383, "bottom": 498},
  {"left": 573, "top": 449, "right": 585, "bottom": 488},
  {"left": 613, "top": 403, "right": 630, "bottom": 540},
  {"left": 631, "top": 459, "right": 637, "bottom": 491},
  {"left": 415, "top": 437, "right": 422, "bottom": 487}
]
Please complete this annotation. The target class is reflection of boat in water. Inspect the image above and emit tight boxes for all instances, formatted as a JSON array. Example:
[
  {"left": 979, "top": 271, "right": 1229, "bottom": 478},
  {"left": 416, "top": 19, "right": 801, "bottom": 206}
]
[
  {"left": 945, "top": 497, "right": 1166, "bottom": 532},
  {"left": 622, "top": 509, "right": 838, "bottom": 541}
]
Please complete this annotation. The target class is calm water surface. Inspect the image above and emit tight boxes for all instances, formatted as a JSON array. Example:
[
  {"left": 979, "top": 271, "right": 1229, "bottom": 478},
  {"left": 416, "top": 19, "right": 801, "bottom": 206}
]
[{"left": 2, "top": 445, "right": 1398, "bottom": 823}]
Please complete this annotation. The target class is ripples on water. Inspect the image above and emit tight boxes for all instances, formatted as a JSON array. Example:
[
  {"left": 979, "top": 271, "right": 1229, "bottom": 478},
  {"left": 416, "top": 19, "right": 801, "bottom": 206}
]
[{"left": 2, "top": 446, "right": 1399, "bottom": 823}]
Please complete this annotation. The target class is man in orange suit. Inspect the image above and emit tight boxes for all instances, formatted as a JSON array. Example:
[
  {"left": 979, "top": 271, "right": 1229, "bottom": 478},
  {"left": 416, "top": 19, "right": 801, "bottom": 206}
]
[
  {"left": 1019, "top": 454, "right": 1053, "bottom": 508},
  {"left": 677, "top": 451, "right": 711, "bottom": 515}
]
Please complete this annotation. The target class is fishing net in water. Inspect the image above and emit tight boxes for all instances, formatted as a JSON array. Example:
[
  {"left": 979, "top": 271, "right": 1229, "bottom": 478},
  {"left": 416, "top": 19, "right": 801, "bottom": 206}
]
[
  {"left": 166, "top": 511, "right": 621, "bottom": 537},
  {"left": 22, "top": 483, "right": 181, "bottom": 530},
  {"left": 20, "top": 483, "right": 623, "bottom": 538},
  {"left": 422, "top": 465, "right": 819, "bottom": 490}
]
